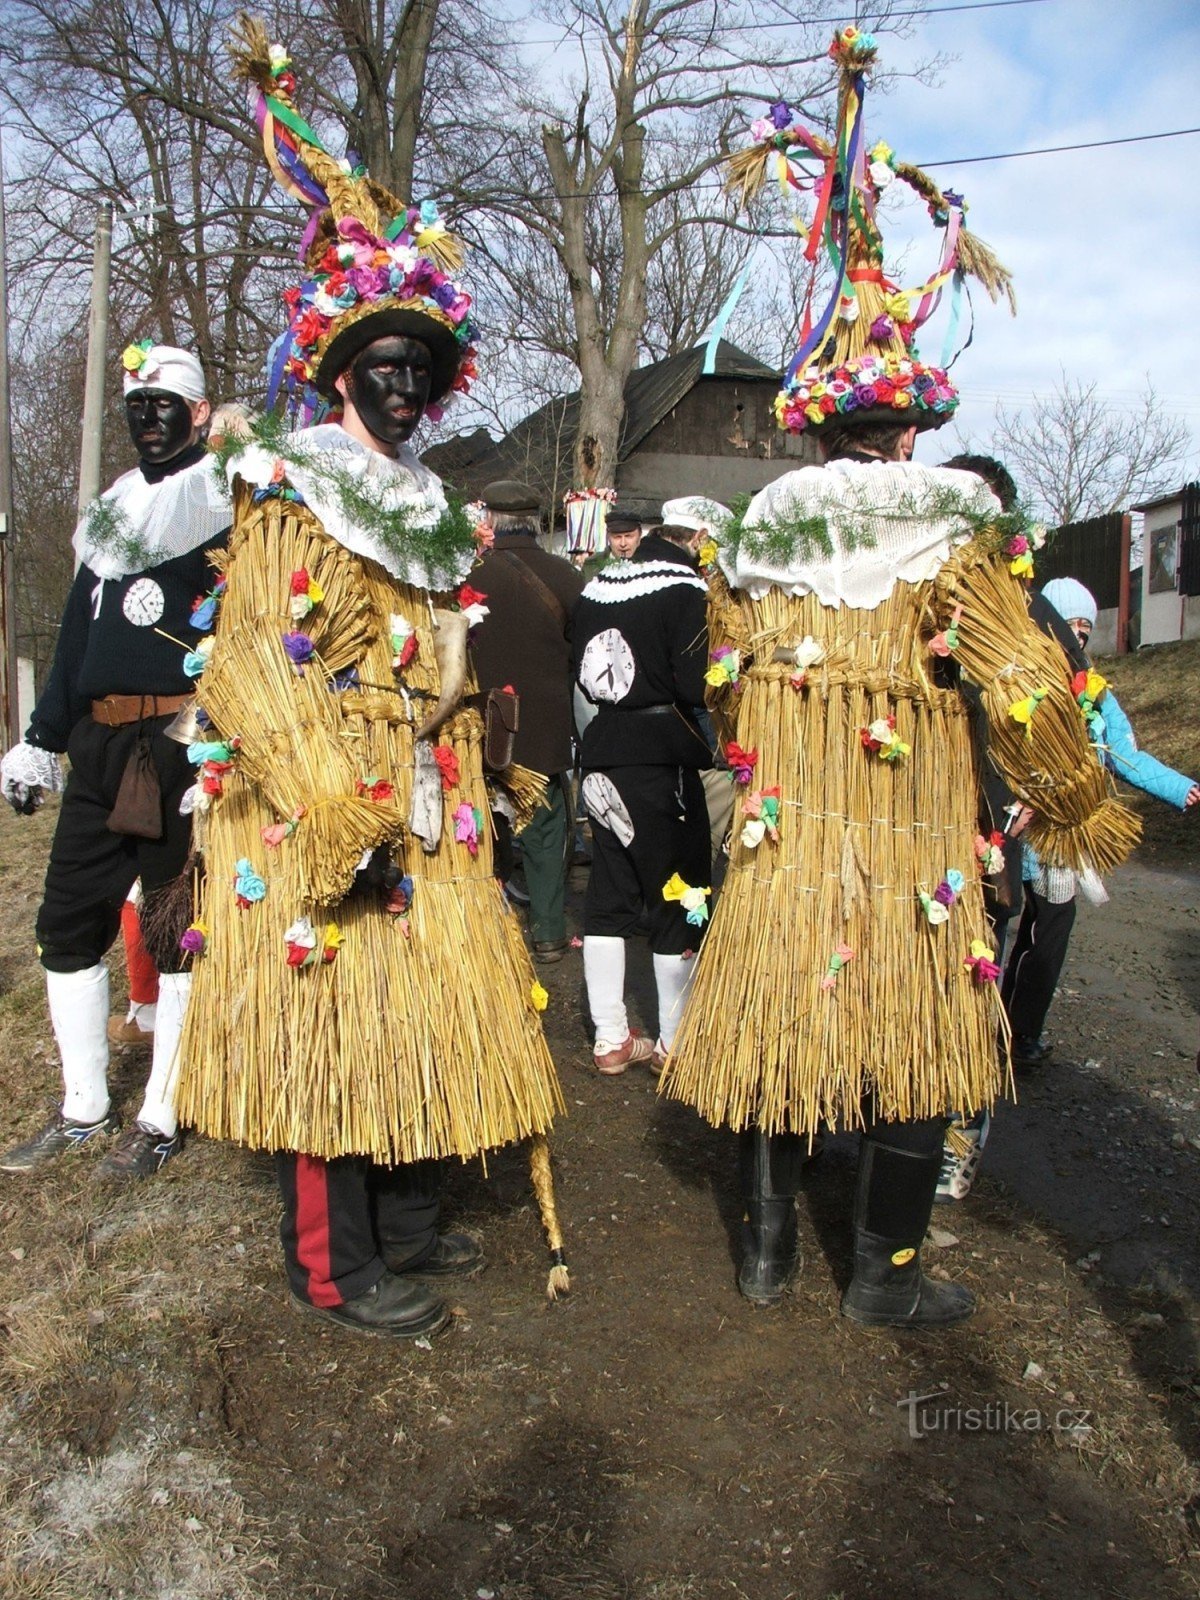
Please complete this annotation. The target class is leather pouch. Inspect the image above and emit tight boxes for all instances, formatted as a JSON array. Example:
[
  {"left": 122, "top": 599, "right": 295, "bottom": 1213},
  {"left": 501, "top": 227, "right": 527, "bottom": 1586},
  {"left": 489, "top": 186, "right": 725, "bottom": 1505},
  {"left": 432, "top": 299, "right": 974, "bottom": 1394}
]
[{"left": 106, "top": 738, "right": 164, "bottom": 839}]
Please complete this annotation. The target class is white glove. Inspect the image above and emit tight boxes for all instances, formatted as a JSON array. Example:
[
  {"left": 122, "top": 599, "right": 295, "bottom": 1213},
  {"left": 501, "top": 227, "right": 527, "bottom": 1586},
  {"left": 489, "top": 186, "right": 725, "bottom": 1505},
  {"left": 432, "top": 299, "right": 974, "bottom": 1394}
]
[{"left": 1, "top": 742, "right": 64, "bottom": 814}]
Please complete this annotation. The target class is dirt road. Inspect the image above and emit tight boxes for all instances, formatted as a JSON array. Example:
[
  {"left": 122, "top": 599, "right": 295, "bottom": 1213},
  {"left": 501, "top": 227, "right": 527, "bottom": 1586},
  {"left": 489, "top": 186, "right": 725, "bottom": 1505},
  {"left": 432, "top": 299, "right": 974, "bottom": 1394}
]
[{"left": 1, "top": 802, "right": 1198, "bottom": 1598}]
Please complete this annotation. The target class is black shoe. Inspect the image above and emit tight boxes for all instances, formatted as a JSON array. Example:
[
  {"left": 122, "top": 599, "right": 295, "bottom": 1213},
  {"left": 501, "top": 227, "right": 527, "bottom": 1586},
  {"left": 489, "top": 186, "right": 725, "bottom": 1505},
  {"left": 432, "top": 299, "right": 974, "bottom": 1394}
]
[
  {"left": 1012, "top": 1034, "right": 1053, "bottom": 1070},
  {"left": 533, "top": 940, "right": 568, "bottom": 964},
  {"left": 841, "top": 1237, "right": 976, "bottom": 1328},
  {"left": 0, "top": 1110, "right": 121, "bottom": 1172},
  {"left": 290, "top": 1271, "right": 450, "bottom": 1338},
  {"left": 383, "top": 1231, "right": 486, "bottom": 1279},
  {"left": 96, "top": 1121, "right": 182, "bottom": 1180}
]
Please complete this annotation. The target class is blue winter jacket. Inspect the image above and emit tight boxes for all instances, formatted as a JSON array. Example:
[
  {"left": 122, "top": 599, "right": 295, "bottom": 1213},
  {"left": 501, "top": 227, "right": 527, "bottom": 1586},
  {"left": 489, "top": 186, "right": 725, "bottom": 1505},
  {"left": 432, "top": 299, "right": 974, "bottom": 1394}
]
[{"left": 1023, "top": 686, "right": 1195, "bottom": 882}]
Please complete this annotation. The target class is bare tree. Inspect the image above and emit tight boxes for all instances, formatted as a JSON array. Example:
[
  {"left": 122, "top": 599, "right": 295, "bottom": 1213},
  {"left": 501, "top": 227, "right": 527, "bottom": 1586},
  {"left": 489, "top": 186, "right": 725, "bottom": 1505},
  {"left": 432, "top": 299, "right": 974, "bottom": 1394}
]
[
  {"left": 459, "top": 0, "right": 920, "bottom": 489},
  {"left": 988, "top": 374, "right": 1191, "bottom": 525}
]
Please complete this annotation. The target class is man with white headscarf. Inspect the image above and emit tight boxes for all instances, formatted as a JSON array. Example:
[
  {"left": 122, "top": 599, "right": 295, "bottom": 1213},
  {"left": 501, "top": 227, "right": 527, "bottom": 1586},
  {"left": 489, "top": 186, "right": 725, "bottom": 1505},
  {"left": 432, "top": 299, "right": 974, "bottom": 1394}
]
[{"left": 0, "top": 342, "right": 231, "bottom": 1179}]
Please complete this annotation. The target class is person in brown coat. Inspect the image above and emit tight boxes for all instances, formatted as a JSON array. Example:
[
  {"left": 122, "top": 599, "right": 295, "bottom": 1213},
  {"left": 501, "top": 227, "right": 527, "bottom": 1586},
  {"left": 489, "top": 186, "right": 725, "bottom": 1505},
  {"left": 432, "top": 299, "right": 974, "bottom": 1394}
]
[{"left": 470, "top": 480, "right": 585, "bottom": 961}]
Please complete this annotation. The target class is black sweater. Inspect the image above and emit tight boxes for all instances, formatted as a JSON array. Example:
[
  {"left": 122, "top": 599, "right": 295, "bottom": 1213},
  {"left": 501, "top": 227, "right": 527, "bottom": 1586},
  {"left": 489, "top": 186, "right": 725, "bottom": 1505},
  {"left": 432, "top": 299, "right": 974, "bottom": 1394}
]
[
  {"left": 27, "top": 448, "right": 230, "bottom": 752},
  {"left": 572, "top": 535, "right": 712, "bottom": 770}
]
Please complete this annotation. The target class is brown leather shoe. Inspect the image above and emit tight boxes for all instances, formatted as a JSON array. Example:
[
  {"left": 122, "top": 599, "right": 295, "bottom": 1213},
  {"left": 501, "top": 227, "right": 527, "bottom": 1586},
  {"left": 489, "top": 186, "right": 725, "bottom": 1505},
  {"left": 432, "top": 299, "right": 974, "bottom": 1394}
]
[
  {"left": 108, "top": 1014, "right": 154, "bottom": 1046},
  {"left": 593, "top": 1030, "right": 654, "bottom": 1076}
]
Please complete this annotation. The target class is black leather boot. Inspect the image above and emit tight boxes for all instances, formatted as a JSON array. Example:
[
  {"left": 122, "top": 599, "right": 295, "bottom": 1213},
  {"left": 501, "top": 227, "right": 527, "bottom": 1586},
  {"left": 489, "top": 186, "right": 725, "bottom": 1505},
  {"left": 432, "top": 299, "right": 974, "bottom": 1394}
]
[
  {"left": 737, "top": 1129, "right": 805, "bottom": 1306},
  {"left": 841, "top": 1123, "right": 976, "bottom": 1328}
]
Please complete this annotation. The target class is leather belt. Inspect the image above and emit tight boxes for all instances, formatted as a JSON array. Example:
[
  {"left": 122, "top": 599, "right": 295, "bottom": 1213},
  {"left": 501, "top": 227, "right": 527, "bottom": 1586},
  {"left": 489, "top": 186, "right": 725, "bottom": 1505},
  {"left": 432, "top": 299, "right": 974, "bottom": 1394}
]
[{"left": 91, "top": 693, "right": 192, "bottom": 728}]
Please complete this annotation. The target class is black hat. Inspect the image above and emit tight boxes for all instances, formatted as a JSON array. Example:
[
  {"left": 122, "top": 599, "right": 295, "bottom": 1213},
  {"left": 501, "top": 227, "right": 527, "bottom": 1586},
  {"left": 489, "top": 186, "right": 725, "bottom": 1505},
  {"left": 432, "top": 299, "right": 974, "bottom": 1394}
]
[
  {"left": 482, "top": 479, "right": 542, "bottom": 515},
  {"left": 315, "top": 309, "right": 462, "bottom": 404},
  {"left": 606, "top": 510, "right": 643, "bottom": 535}
]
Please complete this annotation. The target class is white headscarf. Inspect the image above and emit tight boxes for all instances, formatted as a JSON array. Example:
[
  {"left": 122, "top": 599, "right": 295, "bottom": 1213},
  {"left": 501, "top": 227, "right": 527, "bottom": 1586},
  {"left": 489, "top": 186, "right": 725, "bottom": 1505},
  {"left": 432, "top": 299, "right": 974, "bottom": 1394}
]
[
  {"left": 661, "top": 496, "right": 732, "bottom": 535},
  {"left": 122, "top": 344, "right": 207, "bottom": 403}
]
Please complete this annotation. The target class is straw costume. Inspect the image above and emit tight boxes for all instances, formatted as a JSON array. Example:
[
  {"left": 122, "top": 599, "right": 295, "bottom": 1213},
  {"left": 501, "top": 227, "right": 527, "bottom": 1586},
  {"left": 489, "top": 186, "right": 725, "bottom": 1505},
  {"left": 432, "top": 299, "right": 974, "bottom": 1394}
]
[
  {"left": 0, "top": 345, "right": 229, "bottom": 1183},
  {"left": 658, "top": 28, "right": 1140, "bottom": 1325},
  {"left": 174, "top": 24, "right": 565, "bottom": 1333}
]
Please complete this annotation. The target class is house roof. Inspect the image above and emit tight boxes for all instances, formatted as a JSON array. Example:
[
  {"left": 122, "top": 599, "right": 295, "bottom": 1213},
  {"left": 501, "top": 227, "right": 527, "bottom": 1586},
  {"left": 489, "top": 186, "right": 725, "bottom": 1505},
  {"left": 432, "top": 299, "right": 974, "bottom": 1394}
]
[
  {"left": 422, "top": 339, "right": 777, "bottom": 501},
  {"left": 1131, "top": 484, "right": 1196, "bottom": 515}
]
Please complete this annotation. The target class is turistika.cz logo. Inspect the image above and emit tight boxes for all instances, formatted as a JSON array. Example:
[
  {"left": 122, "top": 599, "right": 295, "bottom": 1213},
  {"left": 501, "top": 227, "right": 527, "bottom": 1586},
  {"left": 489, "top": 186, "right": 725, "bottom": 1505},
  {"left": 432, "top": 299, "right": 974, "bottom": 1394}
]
[{"left": 897, "top": 1387, "right": 1093, "bottom": 1441}]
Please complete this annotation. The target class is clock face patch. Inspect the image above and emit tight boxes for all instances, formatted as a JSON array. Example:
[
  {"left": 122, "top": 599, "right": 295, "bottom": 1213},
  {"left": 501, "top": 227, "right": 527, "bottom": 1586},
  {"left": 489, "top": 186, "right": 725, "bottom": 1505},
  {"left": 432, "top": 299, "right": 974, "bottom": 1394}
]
[
  {"left": 581, "top": 773, "right": 635, "bottom": 847},
  {"left": 579, "top": 627, "right": 636, "bottom": 704},
  {"left": 122, "top": 577, "right": 166, "bottom": 627}
]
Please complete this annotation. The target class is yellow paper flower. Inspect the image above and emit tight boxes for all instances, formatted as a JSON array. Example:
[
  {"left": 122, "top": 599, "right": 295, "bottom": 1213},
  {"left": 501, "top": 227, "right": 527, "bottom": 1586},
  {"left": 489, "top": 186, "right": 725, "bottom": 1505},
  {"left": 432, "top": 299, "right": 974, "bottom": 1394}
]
[
  {"left": 121, "top": 340, "right": 151, "bottom": 373},
  {"left": 323, "top": 922, "right": 342, "bottom": 951},
  {"left": 697, "top": 538, "right": 718, "bottom": 568},
  {"left": 1084, "top": 670, "right": 1107, "bottom": 700},
  {"left": 530, "top": 980, "right": 549, "bottom": 1013},
  {"left": 1009, "top": 552, "right": 1035, "bottom": 579}
]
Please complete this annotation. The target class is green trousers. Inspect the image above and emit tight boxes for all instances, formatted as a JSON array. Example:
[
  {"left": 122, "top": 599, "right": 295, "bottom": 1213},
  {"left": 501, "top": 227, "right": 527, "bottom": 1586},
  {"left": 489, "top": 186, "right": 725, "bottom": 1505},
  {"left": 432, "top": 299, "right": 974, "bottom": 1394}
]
[{"left": 518, "top": 778, "right": 568, "bottom": 945}]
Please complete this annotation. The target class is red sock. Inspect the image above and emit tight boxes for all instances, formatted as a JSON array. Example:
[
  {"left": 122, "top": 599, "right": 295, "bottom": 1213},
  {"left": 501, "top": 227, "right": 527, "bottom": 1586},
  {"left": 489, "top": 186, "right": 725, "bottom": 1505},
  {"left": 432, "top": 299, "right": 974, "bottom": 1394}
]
[{"left": 122, "top": 900, "right": 160, "bottom": 1006}]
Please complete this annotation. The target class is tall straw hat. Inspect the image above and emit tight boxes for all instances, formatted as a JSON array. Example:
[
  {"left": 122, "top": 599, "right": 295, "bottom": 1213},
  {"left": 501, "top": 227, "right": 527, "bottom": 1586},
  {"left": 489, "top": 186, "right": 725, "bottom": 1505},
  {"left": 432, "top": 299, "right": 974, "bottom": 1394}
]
[
  {"left": 231, "top": 17, "right": 477, "bottom": 415},
  {"left": 727, "top": 26, "right": 1015, "bottom": 436}
]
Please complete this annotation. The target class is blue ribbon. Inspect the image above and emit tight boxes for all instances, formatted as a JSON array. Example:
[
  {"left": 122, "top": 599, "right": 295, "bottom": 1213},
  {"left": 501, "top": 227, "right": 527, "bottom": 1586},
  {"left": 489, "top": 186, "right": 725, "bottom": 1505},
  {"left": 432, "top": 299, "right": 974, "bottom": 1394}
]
[{"left": 703, "top": 253, "right": 755, "bottom": 375}]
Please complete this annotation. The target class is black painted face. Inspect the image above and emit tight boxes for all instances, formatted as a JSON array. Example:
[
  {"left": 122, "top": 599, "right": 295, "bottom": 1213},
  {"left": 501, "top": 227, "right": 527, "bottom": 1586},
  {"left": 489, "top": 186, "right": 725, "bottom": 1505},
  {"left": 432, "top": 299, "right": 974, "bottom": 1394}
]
[
  {"left": 125, "top": 388, "right": 197, "bottom": 465},
  {"left": 344, "top": 336, "right": 433, "bottom": 448}
]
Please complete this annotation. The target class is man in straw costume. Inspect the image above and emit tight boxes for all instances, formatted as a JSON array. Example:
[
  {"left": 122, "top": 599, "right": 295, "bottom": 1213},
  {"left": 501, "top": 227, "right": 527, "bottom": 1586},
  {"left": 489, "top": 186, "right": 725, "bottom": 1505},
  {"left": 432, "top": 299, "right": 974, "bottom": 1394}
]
[
  {"left": 1, "top": 344, "right": 230, "bottom": 1180},
  {"left": 658, "top": 27, "right": 1140, "bottom": 1326},
  {"left": 173, "top": 24, "right": 564, "bottom": 1338}
]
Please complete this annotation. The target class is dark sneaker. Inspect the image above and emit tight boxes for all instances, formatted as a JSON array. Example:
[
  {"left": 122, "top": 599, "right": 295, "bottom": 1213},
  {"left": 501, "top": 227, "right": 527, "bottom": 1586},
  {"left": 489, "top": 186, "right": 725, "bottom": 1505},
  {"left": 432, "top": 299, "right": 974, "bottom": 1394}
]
[
  {"left": 1012, "top": 1034, "right": 1053, "bottom": 1070},
  {"left": 384, "top": 1231, "right": 485, "bottom": 1279},
  {"left": 0, "top": 1110, "right": 121, "bottom": 1172},
  {"left": 290, "top": 1271, "right": 450, "bottom": 1339},
  {"left": 96, "top": 1121, "right": 182, "bottom": 1180}
]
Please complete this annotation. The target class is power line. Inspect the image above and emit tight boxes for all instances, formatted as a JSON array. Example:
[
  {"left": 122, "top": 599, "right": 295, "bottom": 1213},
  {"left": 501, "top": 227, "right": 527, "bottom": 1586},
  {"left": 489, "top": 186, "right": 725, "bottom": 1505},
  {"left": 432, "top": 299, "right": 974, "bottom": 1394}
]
[
  {"left": 919, "top": 126, "right": 1200, "bottom": 167},
  {"left": 517, "top": 0, "right": 1049, "bottom": 47}
]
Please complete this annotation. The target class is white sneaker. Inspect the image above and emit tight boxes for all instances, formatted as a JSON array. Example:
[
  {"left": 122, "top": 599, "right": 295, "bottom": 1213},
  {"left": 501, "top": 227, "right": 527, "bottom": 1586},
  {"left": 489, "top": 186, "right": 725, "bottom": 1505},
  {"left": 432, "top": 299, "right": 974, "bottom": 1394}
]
[{"left": 935, "top": 1109, "right": 990, "bottom": 1203}]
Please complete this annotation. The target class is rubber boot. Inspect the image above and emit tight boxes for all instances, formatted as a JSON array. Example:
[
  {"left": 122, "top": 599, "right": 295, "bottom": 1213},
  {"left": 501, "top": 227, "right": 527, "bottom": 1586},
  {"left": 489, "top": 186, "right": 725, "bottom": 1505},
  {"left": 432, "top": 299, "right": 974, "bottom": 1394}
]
[
  {"left": 737, "top": 1129, "right": 805, "bottom": 1307},
  {"left": 137, "top": 971, "right": 190, "bottom": 1137},
  {"left": 841, "top": 1124, "right": 976, "bottom": 1328}
]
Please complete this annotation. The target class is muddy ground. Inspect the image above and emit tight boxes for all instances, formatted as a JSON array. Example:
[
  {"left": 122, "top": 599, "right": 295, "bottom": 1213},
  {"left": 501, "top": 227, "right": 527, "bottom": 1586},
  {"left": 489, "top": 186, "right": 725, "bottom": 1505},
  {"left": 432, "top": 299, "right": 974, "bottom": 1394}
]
[{"left": 1, "top": 797, "right": 1199, "bottom": 1599}]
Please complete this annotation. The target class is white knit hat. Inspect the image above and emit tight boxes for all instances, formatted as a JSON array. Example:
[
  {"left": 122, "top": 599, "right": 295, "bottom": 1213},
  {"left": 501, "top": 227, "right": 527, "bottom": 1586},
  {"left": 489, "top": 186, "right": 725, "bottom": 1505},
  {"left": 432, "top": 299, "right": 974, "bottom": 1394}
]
[
  {"left": 1040, "top": 577, "right": 1098, "bottom": 627},
  {"left": 660, "top": 496, "right": 732, "bottom": 535},
  {"left": 121, "top": 342, "right": 207, "bottom": 404}
]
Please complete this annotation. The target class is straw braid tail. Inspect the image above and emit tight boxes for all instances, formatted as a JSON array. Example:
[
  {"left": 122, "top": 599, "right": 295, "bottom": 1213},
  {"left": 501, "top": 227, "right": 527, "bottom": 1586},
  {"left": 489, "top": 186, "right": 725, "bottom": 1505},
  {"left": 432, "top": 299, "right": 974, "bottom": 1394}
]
[{"left": 529, "top": 1134, "right": 570, "bottom": 1300}]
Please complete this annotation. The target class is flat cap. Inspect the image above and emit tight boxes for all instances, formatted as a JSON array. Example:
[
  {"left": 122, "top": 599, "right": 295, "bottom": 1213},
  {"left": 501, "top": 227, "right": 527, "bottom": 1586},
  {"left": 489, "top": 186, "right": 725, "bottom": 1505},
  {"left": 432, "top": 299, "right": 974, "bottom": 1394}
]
[
  {"left": 606, "top": 510, "right": 643, "bottom": 535},
  {"left": 482, "top": 479, "right": 541, "bottom": 514}
]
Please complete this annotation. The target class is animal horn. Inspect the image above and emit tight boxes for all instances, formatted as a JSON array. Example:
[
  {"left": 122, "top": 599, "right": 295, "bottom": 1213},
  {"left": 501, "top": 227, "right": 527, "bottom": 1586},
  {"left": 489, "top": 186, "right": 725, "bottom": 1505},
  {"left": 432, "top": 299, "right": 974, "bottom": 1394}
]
[{"left": 414, "top": 609, "right": 470, "bottom": 741}]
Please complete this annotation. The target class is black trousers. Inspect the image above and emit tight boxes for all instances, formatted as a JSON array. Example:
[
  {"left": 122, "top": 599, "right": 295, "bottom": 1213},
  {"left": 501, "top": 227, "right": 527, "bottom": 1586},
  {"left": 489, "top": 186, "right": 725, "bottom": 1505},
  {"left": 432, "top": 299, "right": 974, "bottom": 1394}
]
[
  {"left": 36, "top": 715, "right": 195, "bottom": 974},
  {"left": 1000, "top": 887, "right": 1077, "bottom": 1041},
  {"left": 276, "top": 1155, "right": 442, "bottom": 1307},
  {"left": 583, "top": 764, "right": 710, "bottom": 954}
]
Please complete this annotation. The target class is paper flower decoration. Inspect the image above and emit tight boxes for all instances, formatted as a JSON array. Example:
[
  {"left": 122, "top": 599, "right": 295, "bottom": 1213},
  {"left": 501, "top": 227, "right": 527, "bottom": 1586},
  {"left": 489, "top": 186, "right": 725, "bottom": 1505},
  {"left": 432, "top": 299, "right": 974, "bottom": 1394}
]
[
  {"left": 919, "top": 869, "right": 965, "bottom": 924},
  {"left": 860, "top": 716, "right": 910, "bottom": 761},
  {"left": 233, "top": 858, "right": 266, "bottom": 907},
  {"left": 385, "top": 875, "right": 415, "bottom": 916},
  {"left": 964, "top": 939, "right": 1001, "bottom": 984},
  {"left": 1005, "top": 534, "right": 1034, "bottom": 579},
  {"left": 183, "top": 635, "right": 215, "bottom": 679},
  {"left": 740, "top": 786, "right": 781, "bottom": 849},
  {"left": 456, "top": 583, "right": 490, "bottom": 629},
  {"left": 179, "top": 921, "right": 208, "bottom": 957},
  {"left": 530, "top": 980, "right": 549, "bottom": 1013},
  {"left": 433, "top": 745, "right": 460, "bottom": 790},
  {"left": 705, "top": 644, "right": 740, "bottom": 688},
  {"left": 355, "top": 776, "right": 395, "bottom": 803},
  {"left": 929, "top": 605, "right": 963, "bottom": 658},
  {"left": 1072, "top": 669, "right": 1108, "bottom": 734},
  {"left": 662, "top": 873, "right": 711, "bottom": 927},
  {"left": 284, "top": 917, "right": 342, "bottom": 968},
  {"left": 453, "top": 801, "right": 482, "bottom": 855},
  {"left": 389, "top": 613, "right": 418, "bottom": 672},
  {"left": 289, "top": 567, "right": 325, "bottom": 621},
  {"left": 919, "top": 892, "right": 950, "bottom": 925},
  {"left": 697, "top": 537, "right": 719, "bottom": 569},
  {"left": 820, "top": 942, "right": 855, "bottom": 991},
  {"left": 790, "top": 636, "right": 825, "bottom": 690},
  {"left": 724, "top": 741, "right": 758, "bottom": 785},
  {"left": 282, "top": 631, "right": 315, "bottom": 672},
  {"left": 1008, "top": 688, "right": 1048, "bottom": 737},
  {"left": 261, "top": 807, "right": 305, "bottom": 848},
  {"left": 190, "top": 578, "right": 226, "bottom": 633},
  {"left": 974, "top": 831, "right": 1005, "bottom": 876},
  {"left": 121, "top": 338, "right": 154, "bottom": 375}
]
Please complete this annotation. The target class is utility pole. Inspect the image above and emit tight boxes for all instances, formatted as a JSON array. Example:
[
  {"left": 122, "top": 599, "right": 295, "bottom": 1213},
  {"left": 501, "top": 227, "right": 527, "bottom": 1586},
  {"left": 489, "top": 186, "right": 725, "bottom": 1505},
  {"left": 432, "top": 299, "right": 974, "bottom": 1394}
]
[
  {"left": 77, "top": 201, "right": 113, "bottom": 518},
  {"left": 0, "top": 133, "right": 17, "bottom": 743}
]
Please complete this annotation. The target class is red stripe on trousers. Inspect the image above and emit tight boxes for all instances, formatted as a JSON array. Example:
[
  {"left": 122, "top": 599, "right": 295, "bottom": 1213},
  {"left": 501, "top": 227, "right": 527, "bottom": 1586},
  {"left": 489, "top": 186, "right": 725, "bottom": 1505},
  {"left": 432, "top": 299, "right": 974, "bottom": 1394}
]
[
  {"left": 121, "top": 900, "right": 160, "bottom": 1005},
  {"left": 294, "top": 1154, "right": 342, "bottom": 1307}
]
